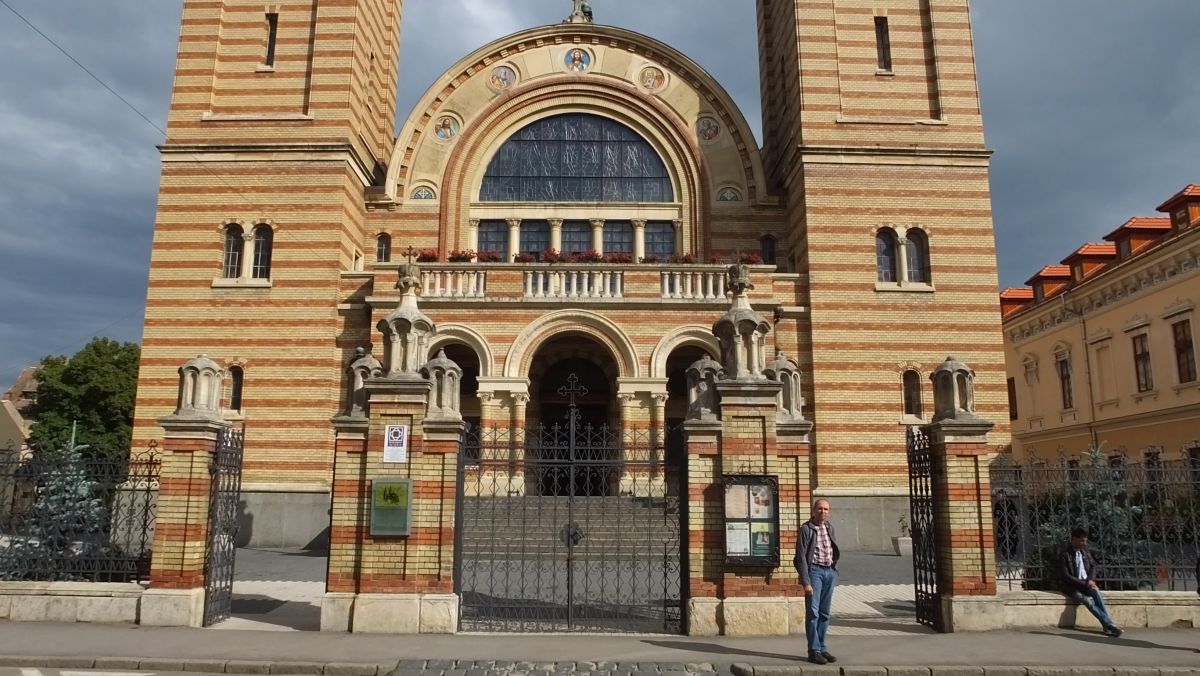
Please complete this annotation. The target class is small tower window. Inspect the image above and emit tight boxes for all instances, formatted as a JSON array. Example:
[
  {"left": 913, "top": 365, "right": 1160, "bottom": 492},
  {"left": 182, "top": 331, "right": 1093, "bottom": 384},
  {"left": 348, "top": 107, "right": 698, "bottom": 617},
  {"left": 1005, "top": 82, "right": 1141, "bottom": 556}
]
[
  {"left": 376, "top": 234, "right": 392, "bottom": 263},
  {"left": 876, "top": 229, "right": 899, "bottom": 282},
  {"left": 905, "top": 228, "right": 930, "bottom": 284},
  {"left": 228, "top": 366, "right": 244, "bottom": 413},
  {"left": 265, "top": 13, "right": 279, "bottom": 67},
  {"left": 760, "top": 235, "right": 777, "bottom": 266},
  {"left": 874, "top": 16, "right": 892, "bottom": 72},
  {"left": 223, "top": 224, "right": 243, "bottom": 278},
  {"left": 902, "top": 370, "right": 922, "bottom": 418},
  {"left": 252, "top": 224, "right": 273, "bottom": 279}
]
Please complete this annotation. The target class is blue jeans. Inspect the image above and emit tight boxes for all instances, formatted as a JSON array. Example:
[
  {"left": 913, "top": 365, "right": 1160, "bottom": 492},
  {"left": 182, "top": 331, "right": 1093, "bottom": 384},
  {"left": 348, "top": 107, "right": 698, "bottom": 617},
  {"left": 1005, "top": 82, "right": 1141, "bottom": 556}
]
[
  {"left": 1069, "top": 587, "right": 1115, "bottom": 629},
  {"left": 805, "top": 565, "right": 837, "bottom": 653}
]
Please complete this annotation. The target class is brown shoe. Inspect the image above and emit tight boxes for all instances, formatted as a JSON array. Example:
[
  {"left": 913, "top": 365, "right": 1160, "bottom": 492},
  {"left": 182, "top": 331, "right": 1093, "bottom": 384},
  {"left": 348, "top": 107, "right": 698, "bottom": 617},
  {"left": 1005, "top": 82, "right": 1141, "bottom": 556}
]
[
  {"left": 821, "top": 652, "right": 837, "bottom": 663},
  {"left": 807, "top": 651, "right": 827, "bottom": 665}
]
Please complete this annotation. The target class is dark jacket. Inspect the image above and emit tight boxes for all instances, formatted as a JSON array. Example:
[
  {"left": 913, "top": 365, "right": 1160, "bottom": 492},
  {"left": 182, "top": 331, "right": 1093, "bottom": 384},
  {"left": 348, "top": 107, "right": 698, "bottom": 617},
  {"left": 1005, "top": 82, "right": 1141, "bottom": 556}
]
[
  {"left": 794, "top": 520, "right": 840, "bottom": 587},
  {"left": 1058, "top": 544, "right": 1098, "bottom": 593}
]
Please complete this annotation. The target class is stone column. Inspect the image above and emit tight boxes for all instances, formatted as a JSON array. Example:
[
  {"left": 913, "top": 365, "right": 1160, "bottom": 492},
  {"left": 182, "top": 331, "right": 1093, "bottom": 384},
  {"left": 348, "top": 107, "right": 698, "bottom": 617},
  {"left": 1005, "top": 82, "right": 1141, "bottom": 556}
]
[
  {"left": 897, "top": 234, "right": 910, "bottom": 283},
  {"left": 590, "top": 218, "right": 605, "bottom": 254},
  {"left": 467, "top": 219, "right": 480, "bottom": 252},
  {"left": 506, "top": 218, "right": 521, "bottom": 261},
  {"left": 671, "top": 219, "right": 683, "bottom": 255},
  {"left": 142, "top": 356, "right": 229, "bottom": 628},
  {"left": 548, "top": 218, "right": 563, "bottom": 253},
  {"left": 239, "top": 232, "right": 254, "bottom": 278},
  {"left": 632, "top": 219, "right": 647, "bottom": 261}
]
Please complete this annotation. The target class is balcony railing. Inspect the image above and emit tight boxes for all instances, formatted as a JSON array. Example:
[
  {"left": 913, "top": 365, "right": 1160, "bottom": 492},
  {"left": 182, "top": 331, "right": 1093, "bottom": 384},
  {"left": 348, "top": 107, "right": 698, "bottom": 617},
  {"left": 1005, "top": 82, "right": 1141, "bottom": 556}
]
[{"left": 407, "top": 263, "right": 743, "bottom": 302}]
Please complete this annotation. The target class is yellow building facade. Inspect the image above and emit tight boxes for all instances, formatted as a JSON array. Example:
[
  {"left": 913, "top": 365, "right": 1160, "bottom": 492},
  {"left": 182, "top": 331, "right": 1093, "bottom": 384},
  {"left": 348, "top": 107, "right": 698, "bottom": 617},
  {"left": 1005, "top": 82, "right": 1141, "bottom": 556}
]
[{"left": 1001, "top": 184, "right": 1200, "bottom": 463}]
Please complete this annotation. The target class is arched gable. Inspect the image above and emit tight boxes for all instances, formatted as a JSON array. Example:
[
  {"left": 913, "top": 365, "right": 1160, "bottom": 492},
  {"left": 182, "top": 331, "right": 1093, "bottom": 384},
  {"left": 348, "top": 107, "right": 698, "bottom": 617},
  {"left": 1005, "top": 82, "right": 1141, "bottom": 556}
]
[{"left": 386, "top": 23, "right": 766, "bottom": 207}]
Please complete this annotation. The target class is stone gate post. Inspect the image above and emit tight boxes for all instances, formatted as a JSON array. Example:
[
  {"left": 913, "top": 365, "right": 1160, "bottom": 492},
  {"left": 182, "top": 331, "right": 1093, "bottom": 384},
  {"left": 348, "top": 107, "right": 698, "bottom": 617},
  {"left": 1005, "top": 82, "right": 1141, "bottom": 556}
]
[
  {"left": 322, "top": 259, "right": 465, "bottom": 634},
  {"left": 922, "top": 358, "right": 1000, "bottom": 631},
  {"left": 142, "top": 355, "right": 229, "bottom": 627}
]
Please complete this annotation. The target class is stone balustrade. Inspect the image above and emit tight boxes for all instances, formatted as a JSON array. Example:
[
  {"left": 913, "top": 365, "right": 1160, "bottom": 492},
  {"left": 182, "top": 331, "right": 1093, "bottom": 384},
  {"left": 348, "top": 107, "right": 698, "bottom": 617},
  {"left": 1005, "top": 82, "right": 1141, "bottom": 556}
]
[
  {"left": 524, "top": 268, "right": 624, "bottom": 299},
  {"left": 401, "top": 264, "right": 745, "bottom": 303},
  {"left": 421, "top": 268, "right": 487, "bottom": 298},
  {"left": 660, "top": 269, "right": 727, "bottom": 300}
]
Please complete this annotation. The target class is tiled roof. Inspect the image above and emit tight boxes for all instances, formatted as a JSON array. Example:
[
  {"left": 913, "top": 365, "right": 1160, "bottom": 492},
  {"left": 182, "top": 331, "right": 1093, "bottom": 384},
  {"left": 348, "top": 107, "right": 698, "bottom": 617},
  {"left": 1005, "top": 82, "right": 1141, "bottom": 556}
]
[
  {"left": 1000, "top": 287, "right": 1034, "bottom": 300},
  {"left": 1103, "top": 217, "right": 1171, "bottom": 241},
  {"left": 1061, "top": 243, "right": 1117, "bottom": 263},
  {"left": 1157, "top": 183, "right": 1200, "bottom": 211},
  {"left": 1024, "top": 265, "right": 1071, "bottom": 286}
]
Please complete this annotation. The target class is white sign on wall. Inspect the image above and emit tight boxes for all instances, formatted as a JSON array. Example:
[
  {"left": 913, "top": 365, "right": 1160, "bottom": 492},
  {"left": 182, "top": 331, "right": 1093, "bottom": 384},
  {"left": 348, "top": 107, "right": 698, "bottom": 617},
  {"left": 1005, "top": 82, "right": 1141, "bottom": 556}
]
[{"left": 383, "top": 424, "right": 409, "bottom": 463}]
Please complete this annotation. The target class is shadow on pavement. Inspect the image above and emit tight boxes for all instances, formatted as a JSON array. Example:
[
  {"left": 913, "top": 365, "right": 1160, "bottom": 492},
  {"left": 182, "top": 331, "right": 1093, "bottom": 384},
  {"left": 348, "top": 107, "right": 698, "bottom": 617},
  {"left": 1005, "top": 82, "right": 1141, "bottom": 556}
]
[
  {"left": 835, "top": 618, "right": 932, "bottom": 634},
  {"left": 1029, "top": 630, "right": 1199, "bottom": 653},
  {"left": 641, "top": 640, "right": 799, "bottom": 662}
]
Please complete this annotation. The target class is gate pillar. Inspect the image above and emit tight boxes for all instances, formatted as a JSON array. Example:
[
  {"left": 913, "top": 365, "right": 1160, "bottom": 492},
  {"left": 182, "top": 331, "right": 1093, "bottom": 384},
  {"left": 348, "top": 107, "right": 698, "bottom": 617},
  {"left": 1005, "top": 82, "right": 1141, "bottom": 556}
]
[
  {"left": 923, "top": 357, "right": 1000, "bottom": 631},
  {"left": 143, "top": 355, "right": 230, "bottom": 628}
]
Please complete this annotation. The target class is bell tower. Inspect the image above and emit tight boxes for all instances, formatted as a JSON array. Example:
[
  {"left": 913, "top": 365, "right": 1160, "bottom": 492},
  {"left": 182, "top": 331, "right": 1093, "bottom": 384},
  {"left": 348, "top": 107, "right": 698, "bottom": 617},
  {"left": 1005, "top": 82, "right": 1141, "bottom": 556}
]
[
  {"left": 133, "top": 0, "right": 404, "bottom": 543},
  {"left": 756, "top": 1, "right": 1008, "bottom": 507},
  {"left": 164, "top": 0, "right": 401, "bottom": 172}
]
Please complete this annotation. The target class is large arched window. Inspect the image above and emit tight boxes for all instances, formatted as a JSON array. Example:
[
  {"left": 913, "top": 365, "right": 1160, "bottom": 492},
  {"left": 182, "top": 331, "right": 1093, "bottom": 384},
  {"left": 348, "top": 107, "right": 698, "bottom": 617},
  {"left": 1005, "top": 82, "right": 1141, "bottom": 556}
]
[
  {"left": 252, "top": 224, "right": 273, "bottom": 279},
  {"left": 906, "top": 228, "right": 930, "bottom": 284},
  {"left": 876, "top": 229, "right": 898, "bottom": 282},
  {"left": 480, "top": 114, "right": 673, "bottom": 202},
  {"left": 222, "top": 224, "right": 244, "bottom": 278}
]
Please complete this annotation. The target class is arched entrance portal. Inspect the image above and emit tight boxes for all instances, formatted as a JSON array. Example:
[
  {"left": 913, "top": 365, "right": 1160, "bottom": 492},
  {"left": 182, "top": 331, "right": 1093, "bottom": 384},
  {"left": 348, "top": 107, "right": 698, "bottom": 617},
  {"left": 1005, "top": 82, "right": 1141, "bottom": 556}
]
[
  {"left": 528, "top": 335, "right": 618, "bottom": 497},
  {"left": 456, "top": 335, "right": 683, "bottom": 633}
]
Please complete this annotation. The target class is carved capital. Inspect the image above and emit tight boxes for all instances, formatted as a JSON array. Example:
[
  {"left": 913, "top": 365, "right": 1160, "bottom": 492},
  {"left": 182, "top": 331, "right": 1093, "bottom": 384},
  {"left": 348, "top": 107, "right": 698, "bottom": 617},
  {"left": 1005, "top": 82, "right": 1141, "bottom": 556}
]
[
  {"left": 505, "top": 218, "right": 522, "bottom": 229},
  {"left": 547, "top": 218, "right": 564, "bottom": 228},
  {"left": 589, "top": 218, "right": 606, "bottom": 229},
  {"left": 631, "top": 219, "right": 647, "bottom": 229},
  {"left": 469, "top": 218, "right": 480, "bottom": 228},
  {"left": 477, "top": 392, "right": 494, "bottom": 403},
  {"left": 652, "top": 393, "right": 669, "bottom": 406},
  {"left": 512, "top": 393, "right": 530, "bottom": 405}
]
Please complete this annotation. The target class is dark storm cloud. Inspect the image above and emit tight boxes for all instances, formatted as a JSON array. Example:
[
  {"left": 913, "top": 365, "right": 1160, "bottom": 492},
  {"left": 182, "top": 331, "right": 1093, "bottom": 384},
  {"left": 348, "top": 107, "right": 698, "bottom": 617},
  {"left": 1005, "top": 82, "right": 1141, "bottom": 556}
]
[{"left": 0, "top": 0, "right": 1196, "bottom": 388}]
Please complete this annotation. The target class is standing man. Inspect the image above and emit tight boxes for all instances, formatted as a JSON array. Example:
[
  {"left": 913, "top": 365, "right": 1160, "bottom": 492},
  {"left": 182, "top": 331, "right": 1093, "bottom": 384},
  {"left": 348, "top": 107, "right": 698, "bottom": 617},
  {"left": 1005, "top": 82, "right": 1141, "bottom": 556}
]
[
  {"left": 1060, "top": 527, "right": 1122, "bottom": 637},
  {"left": 795, "top": 499, "right": 839, "bottom": 664}
]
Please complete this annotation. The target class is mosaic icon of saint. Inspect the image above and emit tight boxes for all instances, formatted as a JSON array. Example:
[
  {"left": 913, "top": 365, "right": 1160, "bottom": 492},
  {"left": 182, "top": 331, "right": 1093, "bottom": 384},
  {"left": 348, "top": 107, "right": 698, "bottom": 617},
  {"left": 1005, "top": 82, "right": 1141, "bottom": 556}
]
[
  {"left": 566, "top": 48, "right": 590, "bottom": 72},
  {"left": 640, "top": 67, "right": 665, "bottom": 91},
  {"left": 434, "top": 116, "right": 459, "bottom": 140},
  {"left": 696, "top": 117, "right": 720, "bottom": 141}
]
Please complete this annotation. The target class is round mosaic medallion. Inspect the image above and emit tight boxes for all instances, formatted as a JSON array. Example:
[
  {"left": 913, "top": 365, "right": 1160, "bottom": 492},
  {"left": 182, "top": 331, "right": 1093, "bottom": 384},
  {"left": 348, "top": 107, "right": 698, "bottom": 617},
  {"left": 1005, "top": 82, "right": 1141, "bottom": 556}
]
[
  {"left": 696, "top": 117, "right": 721, "bottom": 142},
  {"left": 639, "top": 66, "right": 665, "bottom": 92},
  {"left": 564, "top": 48, "right": 591, "bottom": 72},
  {"left": 489, "top": 65, "right": 517, "bottom": 90},
  {"left": 434, "top": 116, "right": 459, "bottom": 140}
]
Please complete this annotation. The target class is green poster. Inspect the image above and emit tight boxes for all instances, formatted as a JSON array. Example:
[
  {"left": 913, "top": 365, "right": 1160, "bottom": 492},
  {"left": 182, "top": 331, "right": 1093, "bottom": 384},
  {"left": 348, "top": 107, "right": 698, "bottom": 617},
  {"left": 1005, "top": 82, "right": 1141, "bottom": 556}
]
[
  {"left": 751, "top": 522, "right": 774, "bottom": 557},
  {"left": 370, "top": 478, "right": 412, "bottom": 536}
]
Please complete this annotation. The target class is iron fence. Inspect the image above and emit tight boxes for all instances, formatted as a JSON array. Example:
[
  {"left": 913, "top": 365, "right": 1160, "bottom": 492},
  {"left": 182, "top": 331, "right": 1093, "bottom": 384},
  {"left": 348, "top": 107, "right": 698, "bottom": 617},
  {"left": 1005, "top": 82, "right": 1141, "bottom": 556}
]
[
  {"left": 991, "top": 447, "right": 1199, "bottom": 592},
  {"left": 0, "top": 443, "right": 160, "bottom": 583}
]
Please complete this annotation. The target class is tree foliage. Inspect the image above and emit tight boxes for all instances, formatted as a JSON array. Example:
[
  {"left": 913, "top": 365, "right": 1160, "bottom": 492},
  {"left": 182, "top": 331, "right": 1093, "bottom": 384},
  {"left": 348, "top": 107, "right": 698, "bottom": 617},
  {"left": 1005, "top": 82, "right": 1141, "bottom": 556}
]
[{"left": 26, "top": 337, "right": 140, "bottom": 456}]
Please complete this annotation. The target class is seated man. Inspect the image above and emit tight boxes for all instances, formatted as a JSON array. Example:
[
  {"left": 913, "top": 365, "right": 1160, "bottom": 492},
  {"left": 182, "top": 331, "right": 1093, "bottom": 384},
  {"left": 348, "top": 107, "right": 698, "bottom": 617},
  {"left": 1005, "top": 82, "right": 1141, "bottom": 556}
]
[{"left": 1059, "top": 527, "right": 1121, "bottom": 637}]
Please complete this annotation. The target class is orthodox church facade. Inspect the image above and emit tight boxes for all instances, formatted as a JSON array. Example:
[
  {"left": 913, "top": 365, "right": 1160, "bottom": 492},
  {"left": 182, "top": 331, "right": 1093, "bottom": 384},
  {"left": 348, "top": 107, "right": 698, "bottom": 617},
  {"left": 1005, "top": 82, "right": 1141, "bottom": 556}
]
[{"left": 134, "top": 0, "right": 1008, "bottom": 615}]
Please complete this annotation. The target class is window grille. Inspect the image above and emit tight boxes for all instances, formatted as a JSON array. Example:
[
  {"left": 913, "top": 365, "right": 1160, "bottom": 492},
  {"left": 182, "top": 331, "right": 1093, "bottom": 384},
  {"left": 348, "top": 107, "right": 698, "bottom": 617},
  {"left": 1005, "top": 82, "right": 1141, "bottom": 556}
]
[
  {"left": 603, "top": 221, "right": 634, "bottom": 254},
  {"left": 478, "top": 221, "right": 508, "bottom": 258},
  {"left": 905, "top": 228, "right": 929, "bottom": 283},
  {"left": 376, "top": 234, "right": 392, "bottom": 263},
  {"left": 646, "top": 222, "right": 676, "bottom": 259},
  {"left": 876, "top": 229, "right": 898, "bottom": 282},
  {"left": 562, "top": 221, "right": 591, "bottom": 255}
]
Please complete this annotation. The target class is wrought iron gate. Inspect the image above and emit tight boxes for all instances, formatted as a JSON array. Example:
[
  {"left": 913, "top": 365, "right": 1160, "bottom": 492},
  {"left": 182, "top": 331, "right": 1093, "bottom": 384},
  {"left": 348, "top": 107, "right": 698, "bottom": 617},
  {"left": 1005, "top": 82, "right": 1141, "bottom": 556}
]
[
  {"left": 203, "top": 426, "right": 244, "bottom": 626},
  {"left": 455, "top": 375, "right": 682, "bottom": 633},
  {"left": 906, "top": 426, "right": 943, "bottom": 631}
]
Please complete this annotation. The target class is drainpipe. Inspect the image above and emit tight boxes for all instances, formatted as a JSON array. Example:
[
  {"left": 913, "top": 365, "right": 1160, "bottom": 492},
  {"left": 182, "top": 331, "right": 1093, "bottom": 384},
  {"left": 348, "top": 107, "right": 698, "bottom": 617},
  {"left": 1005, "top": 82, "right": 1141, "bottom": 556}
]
[{"left": 1063, "top": 294, "right": 1100, "bottom": 449}]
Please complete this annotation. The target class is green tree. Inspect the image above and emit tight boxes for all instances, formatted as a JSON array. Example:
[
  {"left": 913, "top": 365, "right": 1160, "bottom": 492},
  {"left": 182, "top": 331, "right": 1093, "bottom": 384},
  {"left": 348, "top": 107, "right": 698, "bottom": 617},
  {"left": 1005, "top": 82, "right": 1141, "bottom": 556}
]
[
  {"left": 0, "top": 445, "right": 113, "bottom": 581},
  {"left": 26, "top": 337, "right": 140, "bottom": 456}
]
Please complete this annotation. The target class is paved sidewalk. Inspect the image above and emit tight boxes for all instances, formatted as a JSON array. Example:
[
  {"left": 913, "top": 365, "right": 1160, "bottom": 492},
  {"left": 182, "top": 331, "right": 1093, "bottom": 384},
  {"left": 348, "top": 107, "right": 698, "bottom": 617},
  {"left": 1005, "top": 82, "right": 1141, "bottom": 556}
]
[{"left": 0, "top": 621, "right": 1196, "bottom": 673}]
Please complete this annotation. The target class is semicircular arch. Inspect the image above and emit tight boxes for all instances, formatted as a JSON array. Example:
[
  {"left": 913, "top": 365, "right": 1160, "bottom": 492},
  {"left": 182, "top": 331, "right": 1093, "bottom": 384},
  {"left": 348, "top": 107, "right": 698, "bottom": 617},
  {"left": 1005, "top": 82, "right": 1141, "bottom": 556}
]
[
  {"left": 428, "top": 325, "right": 494, "bottom": 377},
  {"left": 650, "top": 326, "right": 720, "bottom": 379},
  {"left": 505, "top": 310, "right": 639, "bottom": 380}
]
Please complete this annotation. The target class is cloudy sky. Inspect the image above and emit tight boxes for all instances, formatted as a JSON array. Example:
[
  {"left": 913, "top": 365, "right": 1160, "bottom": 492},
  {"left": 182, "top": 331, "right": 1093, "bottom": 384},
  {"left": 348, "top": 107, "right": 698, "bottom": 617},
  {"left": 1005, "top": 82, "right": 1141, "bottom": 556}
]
[{"left": 0, "top": 0, "right": 1196, "bottom": 387}]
